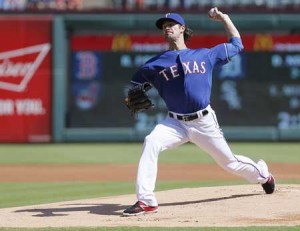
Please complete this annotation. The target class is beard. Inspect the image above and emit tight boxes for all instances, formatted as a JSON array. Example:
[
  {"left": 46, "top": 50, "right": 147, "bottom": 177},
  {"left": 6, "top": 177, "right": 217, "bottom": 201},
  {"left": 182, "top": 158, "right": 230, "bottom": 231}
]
[{"left": 164, "top": 33, "right": 177, "bottom": 42}]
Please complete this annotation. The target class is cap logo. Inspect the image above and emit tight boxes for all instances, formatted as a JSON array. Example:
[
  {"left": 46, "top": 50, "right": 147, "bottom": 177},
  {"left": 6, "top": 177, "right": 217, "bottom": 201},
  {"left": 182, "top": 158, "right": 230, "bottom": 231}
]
[{"left": 165, "top": 13, "right": 170, "bottom": 18}]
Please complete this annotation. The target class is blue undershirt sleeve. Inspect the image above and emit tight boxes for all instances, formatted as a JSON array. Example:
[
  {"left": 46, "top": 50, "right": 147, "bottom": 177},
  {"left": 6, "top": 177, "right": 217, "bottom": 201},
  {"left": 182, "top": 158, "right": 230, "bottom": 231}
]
[{"left": 130, "top": 67, "right": 152, "bottom": 86}]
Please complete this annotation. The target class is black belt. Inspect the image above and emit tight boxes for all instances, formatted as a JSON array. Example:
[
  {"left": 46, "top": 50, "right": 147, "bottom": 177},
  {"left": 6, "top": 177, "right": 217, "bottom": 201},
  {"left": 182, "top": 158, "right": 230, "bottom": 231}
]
[{"left": 168, "top": 109, "right": 209, "bottom": 122}]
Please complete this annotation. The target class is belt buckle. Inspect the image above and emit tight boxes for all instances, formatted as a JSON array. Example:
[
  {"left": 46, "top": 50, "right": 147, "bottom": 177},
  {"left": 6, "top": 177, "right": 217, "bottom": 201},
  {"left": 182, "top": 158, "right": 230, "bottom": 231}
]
[{"left": 182, "top": 115, "right": 189, "bottom": 122}]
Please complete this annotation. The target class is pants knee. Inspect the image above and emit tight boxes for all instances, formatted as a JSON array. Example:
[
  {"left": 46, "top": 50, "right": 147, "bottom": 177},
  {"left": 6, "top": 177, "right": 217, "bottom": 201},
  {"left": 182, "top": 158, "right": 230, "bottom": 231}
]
[
  {"left": 144, "top": 135, "right": 163, "bottom": 153},
  {"left": 223, "top": 160, "right": 240, "bottom": 173}
]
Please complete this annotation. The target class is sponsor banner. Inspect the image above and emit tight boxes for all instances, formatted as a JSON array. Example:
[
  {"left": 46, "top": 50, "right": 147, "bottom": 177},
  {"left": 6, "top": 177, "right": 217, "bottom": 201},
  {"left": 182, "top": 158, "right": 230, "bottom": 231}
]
[
  {"left": 71, "top": 34, "right": 300, "bottom": 52},
  {"left": 0, "top": 17, "right": 52, "bottom": 142}
]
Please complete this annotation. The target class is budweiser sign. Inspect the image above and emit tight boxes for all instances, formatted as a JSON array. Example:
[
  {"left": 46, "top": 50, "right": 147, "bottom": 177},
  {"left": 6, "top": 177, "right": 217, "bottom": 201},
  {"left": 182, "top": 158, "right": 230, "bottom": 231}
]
[{"left": 0, "top": 43, "right": 50, "bottom": 92}]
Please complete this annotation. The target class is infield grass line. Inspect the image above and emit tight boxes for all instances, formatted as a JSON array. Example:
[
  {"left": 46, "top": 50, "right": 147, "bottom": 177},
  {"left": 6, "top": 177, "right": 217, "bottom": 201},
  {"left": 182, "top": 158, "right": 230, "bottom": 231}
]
[{"left": 0, "top": 142, "right": 299, "bottom": 164}]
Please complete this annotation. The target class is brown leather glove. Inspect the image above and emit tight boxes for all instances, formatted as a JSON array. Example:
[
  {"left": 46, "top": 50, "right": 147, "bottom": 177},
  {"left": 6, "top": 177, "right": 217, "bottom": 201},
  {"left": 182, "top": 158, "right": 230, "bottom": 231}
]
[{"left": 125, "top": 82, "right": 154, "bottom": 114}]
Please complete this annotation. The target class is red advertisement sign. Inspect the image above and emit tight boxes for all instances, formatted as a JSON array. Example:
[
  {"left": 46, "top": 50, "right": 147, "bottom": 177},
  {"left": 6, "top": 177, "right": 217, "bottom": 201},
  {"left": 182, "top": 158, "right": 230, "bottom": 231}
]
[
  {"left": 71, "top": 33, "right": 300, "bottom": 52},
  {"left": 0, "top": 17, "right": 52, "bottom": 142}
]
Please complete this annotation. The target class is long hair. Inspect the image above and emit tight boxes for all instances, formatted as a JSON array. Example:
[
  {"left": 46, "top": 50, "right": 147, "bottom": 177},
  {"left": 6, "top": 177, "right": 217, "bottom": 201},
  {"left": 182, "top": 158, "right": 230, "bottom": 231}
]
[{"left": 184, "top": 27, "right": 193, "bottom": 41}]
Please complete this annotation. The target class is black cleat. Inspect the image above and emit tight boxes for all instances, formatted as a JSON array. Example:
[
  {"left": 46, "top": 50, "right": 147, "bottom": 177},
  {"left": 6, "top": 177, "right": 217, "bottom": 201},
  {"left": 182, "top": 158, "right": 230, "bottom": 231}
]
[
  {"left": 123, "top": 201, "right": 158, "bottom": 216},
  {"left": 262, "top": 174, "right": 275, "bottom": 194}
]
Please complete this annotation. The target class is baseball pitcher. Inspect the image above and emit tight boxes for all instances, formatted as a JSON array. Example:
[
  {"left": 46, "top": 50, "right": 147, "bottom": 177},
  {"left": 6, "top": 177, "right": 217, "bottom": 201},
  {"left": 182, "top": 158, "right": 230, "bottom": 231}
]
[{"left": 123, "top": 8, "right": 275, "bottom": 216}]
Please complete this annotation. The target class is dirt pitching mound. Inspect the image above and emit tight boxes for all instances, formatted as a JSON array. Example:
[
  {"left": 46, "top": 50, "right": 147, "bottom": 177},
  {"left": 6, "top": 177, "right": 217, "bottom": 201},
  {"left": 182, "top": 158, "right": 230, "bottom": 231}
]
[{"left": 0, "top": 184, "right": 299, "bottom": 228}]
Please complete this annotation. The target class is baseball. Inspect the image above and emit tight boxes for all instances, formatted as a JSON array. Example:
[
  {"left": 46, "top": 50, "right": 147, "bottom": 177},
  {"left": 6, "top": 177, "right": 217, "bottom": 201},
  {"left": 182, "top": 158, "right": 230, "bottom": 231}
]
[{"left": 208, "top": 8, "right": 217, "bottom": 18}]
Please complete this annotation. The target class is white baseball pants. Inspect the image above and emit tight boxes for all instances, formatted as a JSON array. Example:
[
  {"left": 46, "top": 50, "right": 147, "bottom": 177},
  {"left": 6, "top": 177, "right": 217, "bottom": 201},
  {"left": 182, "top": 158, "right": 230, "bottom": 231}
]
[{"left": 136, "top": 105, "right": 270, "bottom": 206}]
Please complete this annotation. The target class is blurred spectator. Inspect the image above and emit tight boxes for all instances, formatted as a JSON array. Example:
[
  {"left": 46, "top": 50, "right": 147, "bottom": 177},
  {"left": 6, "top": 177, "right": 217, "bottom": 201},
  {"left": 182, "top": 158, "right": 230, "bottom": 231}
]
[
  {"left": 81, "top": 0, "right": 112, "bottom": 10},
  {"left": 26, "top": 0, "right": 38, "bottom": 9},
  {"left": 0, "top": 0, "right": 299, "bottom": 12},
  {"left": 55, "top": 0, "right": 67, "bottom": 10},
  {"left": 116, "top": 0, "right": 300, "bottom": 10},
  {"left": 112, "top": 0, "right": 124, "bottom": 9},
  {"left": 27, "top": 0, "right": 57, "bottom": 10},
  {"left": 26, "top": 0, "right": 82, "bottom": 10},
  {"left": 39, "top": 0, "right": 56, "bottom": 9},
  {"left": 68, "top": 0, "right": 82, "bottom": 10},
  {"left": 1, "top": 0, "right": 27, "bottom": 10}
]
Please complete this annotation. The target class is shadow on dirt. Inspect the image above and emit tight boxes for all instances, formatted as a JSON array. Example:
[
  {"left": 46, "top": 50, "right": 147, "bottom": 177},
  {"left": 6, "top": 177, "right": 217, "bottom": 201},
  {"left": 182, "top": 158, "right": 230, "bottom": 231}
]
[
  {"left": 160, "top": 193, "right": 260, "bottom": 206},
  {"left": 14, "top": 193, "right": 259, "bottom": 217}
]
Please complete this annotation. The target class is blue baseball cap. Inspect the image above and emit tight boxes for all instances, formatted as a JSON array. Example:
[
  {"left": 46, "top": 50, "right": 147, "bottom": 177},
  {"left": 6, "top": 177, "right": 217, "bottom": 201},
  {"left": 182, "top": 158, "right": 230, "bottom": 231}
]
[{"left": 155, "top": 13, "right": 185, "bottom": 29}]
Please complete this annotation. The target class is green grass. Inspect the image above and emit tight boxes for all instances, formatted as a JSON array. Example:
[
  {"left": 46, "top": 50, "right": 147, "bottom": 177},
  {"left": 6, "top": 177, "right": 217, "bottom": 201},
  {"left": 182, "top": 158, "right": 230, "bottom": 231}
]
[
  {"left": 0, "top": 142, "right": 298, "bottom": 208},
  {"left": 0, "top": 142, "right": 299, "bottom": 164},
  {"left": 0, "top": 142, "right": 299, "bottom": 230},
  {"left": 0, "top": 180, "right": 236, "bottom": 208},
  {"left": 0, "top": 143, "right": 142, "bottom": 164},
  {"left": 161, "top": 142, "right": 300, "bottom": 164},
  {"left": 0, "top": 178, "right": 299, "bottom": 209},
  {"left": 0, "top": 181, "right": 134, "bottom": 208}
]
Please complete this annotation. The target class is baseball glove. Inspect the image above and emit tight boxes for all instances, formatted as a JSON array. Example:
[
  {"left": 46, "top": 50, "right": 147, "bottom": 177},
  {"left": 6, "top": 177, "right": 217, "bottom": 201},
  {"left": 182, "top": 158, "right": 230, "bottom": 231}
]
[{"left": 125, "top": 82, "right": 154, "bottom": 114}]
